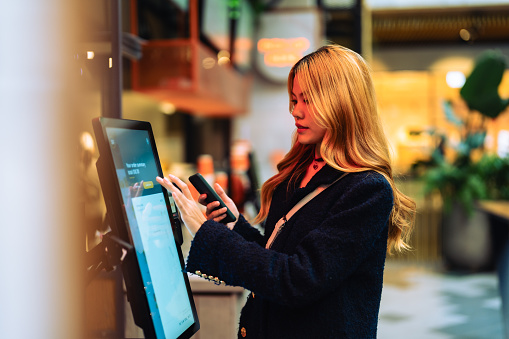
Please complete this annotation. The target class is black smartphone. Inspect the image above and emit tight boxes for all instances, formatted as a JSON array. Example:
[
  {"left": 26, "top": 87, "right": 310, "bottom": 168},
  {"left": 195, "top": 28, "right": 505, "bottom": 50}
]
[{"left": 188, "top": 173, "right": 237, "bottom": 224}]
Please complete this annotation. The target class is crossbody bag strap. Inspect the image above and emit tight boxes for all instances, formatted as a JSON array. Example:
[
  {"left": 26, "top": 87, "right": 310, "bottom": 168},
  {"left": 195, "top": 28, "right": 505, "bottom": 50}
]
[{"left": 266, "top": 173, "right": 349, "bottom": 249}]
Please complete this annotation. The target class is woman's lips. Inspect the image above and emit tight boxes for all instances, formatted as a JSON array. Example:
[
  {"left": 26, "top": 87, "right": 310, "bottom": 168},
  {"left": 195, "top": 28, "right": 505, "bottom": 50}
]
[{"left": 296, "top": 124, "right": 307, "bottom": 133}]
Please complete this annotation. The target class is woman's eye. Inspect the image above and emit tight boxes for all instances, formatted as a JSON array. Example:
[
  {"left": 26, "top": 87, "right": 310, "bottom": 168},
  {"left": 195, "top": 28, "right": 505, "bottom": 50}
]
[
  {"left": 303, "top": 99, "right": 310, "bottom": 104},
  {"left": 291, "top": 100, "right": 297, "bottom": 105}
]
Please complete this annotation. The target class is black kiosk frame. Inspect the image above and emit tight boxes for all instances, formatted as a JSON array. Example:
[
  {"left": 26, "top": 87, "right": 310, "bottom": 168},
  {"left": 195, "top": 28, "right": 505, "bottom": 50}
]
[{"left": 92, "top": 117, "right": 199, "bottom": 339}]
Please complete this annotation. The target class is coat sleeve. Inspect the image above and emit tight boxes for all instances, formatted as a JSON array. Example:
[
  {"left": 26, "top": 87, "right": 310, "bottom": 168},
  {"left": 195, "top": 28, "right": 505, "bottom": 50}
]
[
  {"left": 231, "top": 214, "right": 265, "bottom": 246},
  {"left": 185, "top": 173, "right": 393, "bottom": 307}
]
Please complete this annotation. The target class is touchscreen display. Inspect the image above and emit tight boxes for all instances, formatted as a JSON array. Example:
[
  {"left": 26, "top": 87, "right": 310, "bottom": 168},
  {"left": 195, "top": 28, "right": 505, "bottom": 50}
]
[{"left": 105, "top": 126, "right": 196, "bottom": 338}]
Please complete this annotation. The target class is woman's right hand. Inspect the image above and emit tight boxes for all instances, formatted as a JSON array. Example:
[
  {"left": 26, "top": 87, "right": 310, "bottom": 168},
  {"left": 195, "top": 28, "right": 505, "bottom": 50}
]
[{"left": 198, "top": 183, "right": 239, "bottom": 230}]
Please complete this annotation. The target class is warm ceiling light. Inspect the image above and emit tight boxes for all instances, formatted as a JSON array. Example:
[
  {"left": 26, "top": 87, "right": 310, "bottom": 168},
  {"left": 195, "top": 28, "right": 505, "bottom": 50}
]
[
  {"left": 80, "top": 132, "right": 95, "bottom": 152},
  {"left": 87, "top": 51, "right": 95, "bottom": 59},
  {"left": 446, "top": 71, "right": 466, "bottom": 88},
  {"left": 459, "top": 28, "right": 471, "bottom": 41},
  {"left": 218, "top": 56, "right": 230, "bottom": 66},
  {"left": 217, "top": 50, "right": 230, "bottom": 59},
  {"left": 160, "top": 102, "right": 176, "bottom": 115},
  {"left": 202, "top": 57, "right": 216, "bottom": 69}
]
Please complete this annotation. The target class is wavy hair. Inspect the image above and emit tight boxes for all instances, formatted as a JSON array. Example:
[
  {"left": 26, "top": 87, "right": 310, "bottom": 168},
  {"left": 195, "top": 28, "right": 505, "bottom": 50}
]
[{"left": 253, "top": 44, "right": 415, "bottom": 253}]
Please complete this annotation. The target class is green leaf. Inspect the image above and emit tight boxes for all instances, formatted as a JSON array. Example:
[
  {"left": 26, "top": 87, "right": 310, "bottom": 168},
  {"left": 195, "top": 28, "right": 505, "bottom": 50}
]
[
  {"left": 465, "top": 132, "right": 487, "bottom": 150},
  {"left": 442, "top": 100, "right": 463, "bottom": 126},
  {"left": 460, "top": 49, "right": 509, "bottom": 118}
]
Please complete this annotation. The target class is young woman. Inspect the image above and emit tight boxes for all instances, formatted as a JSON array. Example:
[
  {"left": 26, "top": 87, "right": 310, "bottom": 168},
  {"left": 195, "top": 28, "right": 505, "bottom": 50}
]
[{"left": 157, "top": 44, "right": 415, "bottom": 338}]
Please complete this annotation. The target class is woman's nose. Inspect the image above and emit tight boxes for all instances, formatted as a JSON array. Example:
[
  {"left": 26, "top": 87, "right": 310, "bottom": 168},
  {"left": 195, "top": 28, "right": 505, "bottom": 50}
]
[{"left": 291, "top": 105, "right": 303, "bottom": 118}]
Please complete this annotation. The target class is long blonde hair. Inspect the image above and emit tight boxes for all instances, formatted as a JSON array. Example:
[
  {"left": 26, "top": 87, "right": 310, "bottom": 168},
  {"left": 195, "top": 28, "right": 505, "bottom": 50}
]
[{"left": 254, "top": 44, "right": 415, "bottom": 253}]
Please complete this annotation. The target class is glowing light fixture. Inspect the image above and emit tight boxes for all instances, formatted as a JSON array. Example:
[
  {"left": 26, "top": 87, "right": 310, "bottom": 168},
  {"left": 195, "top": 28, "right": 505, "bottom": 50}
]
[
  {"left": 218, "top": 50, "right": 230, "bottom": 59},
  {"left": 498, "top": 130, "right": 509, "bottom": 158},
  {"left": 446, "top": 71, "right": 466, "bottom": 88},
  {"left": 202, "top": 57, "right": 216, "bottom": 69},
  {"left": 160, "top": 101, "right": 176, "bottom": 115},
  {"left": 109, "top": 58, "right": 113, "bottom": 68},
  {"left": 218, "top": 57, "right": 230, "bottom": 66},
  {"left": 80, "top": 132, "right": 95, "bottom": 151},
  {"left": 217, "top": 50, "right": 231, "bottom": 66},
  {"left": 87, "top": 51, "right": 95, "bottom": 59},
  {"left": 459, "top": 28, "right": 471, "bottom": 41}
]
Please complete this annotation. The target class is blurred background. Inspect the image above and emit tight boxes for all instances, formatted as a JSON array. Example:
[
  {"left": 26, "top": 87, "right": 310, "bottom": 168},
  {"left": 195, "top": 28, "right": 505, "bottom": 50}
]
[{"left": 2, "top": 0, "right": 509, "bottom": 338}]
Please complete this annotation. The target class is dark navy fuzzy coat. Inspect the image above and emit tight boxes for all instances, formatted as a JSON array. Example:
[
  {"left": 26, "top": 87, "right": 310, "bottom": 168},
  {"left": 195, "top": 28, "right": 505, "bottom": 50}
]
[{"left": 186, "top": 165, "right": 393, "bottom": 338}]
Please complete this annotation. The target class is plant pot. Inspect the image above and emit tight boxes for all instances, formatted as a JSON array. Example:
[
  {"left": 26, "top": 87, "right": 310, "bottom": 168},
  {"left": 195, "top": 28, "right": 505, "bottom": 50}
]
[{"left": 442, "top": 202, "right": 493, "bottom": 271}]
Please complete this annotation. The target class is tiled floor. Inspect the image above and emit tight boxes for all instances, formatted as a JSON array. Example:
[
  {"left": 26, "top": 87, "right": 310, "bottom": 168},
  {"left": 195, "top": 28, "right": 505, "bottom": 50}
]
[{"left": 378, "top": 262, "right": 506, "bottom": 339}]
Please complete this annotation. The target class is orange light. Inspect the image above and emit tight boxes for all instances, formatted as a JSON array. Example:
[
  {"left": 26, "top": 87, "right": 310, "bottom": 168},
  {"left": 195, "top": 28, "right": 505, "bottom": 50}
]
[
  {"left": 257, "top": 37, "right": 310, "bottom": 67},
  {"left": 258, "top": 38, "right": 288, "bottom": 52},
  {"left": 264, "top": 52, "right": 301, "bottom": 67}
]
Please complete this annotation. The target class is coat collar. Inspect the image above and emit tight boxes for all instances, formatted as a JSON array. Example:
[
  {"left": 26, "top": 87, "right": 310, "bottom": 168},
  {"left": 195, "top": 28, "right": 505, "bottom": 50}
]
[{"left": 286, "top": 164, "right": 345, "bottom": 209}]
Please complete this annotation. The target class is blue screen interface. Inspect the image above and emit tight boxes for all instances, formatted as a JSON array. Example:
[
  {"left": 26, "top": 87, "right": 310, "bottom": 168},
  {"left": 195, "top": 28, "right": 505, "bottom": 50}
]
[{"left": 106, "top": 127, "right": 195, "bottom": 338}]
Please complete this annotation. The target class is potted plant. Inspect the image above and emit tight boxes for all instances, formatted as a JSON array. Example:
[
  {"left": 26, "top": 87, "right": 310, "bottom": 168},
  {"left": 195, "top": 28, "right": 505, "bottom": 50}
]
[
  {"left": 417, "top": 49, "right": 509, "bottom": 271},
  {"left": 477, "top": 154, "right": 509, "bottom": 201}
]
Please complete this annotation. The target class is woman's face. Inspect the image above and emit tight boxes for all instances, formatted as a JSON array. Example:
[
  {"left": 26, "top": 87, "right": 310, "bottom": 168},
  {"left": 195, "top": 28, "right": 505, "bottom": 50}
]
[{"left": 291, "top": 76, "right": 326, "bottom": 147}]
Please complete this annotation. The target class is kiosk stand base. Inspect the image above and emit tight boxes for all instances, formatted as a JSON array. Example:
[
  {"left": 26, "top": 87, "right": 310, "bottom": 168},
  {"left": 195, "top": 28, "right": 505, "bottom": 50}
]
[
  {"left": 86, "top": 232, "right": 132, "bottom": 286},
  {"left": 86, "top": 232, "right": 131, "bottom": 339}
]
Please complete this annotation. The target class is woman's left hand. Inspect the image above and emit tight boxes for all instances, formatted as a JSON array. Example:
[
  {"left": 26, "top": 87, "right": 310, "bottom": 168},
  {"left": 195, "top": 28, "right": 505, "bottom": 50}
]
[{"left": 156, "top": 174, "right": 206, "bottom": 236}]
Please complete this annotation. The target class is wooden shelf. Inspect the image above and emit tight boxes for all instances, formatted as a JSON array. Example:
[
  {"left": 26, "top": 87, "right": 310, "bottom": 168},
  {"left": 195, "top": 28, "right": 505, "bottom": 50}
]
[{"left": 130, "top": 0, "right": 251, "bottom": 117}]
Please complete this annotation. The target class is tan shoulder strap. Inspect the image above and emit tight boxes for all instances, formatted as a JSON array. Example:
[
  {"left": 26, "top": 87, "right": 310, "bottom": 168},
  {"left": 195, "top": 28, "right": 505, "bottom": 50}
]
[{"left": 266, "top": 173, "right": 348, "bottom": 249}]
